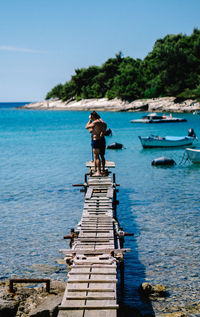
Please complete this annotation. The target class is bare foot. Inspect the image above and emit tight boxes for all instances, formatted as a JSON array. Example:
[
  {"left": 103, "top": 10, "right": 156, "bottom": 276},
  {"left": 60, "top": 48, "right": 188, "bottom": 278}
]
[{"left": 93, "top": 172, "right": 102, "bottom": 177}]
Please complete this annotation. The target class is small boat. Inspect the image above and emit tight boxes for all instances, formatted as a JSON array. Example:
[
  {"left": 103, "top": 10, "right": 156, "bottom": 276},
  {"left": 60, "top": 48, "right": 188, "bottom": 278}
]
[
  {"left": 193, "top": 110, "right": 200, "bottom": 115},
  {"left": 139, "top": 135, "right": 196, "bottom": 148},
  {"left": 185, "top": 148, "right": 200, "bottom": 163},
  {"left": 139, "top": 129, "right": 198, "bottom": 148},
  {"left": 130, "top": 113, "right": 187, "bottom": 123}
]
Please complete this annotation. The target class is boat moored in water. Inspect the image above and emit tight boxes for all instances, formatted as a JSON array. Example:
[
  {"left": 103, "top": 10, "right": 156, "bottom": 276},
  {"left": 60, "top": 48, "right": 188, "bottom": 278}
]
[
  {"left": 193, "top": 110, "right": 200, "bottom": 115},
  {"left": 139, "top": 129, "right": 198, "bottom": 148},
  {"left": 185, "top": 148, "right": 200, "bottom": 163},
  {"left": 130, "top": 113, "right": 187, "bottom": 123},
  {"left": 139, "top": 135, "right": 197, "bottom": 148}
]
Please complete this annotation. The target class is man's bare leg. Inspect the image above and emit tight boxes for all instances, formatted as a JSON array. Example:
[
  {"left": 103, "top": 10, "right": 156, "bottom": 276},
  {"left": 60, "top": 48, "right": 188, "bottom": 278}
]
[
  {"left": 93, "top": 149, "right": 101, "bottom": 176},
  {"left": 100, "top": 154, "right": 105, "bottom": 172},
  {"left": 94, "top": 159, "right": 97, "bottom": 172}
]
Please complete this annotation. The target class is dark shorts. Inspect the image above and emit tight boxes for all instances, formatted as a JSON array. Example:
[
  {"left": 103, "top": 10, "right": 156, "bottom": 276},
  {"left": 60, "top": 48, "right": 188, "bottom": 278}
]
[{"left": 91, "top": 138, "right": 106, "bottom": 155}]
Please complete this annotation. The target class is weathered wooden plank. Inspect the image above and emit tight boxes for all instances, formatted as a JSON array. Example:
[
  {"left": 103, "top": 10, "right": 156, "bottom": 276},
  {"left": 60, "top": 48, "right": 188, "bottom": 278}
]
[
  {"left": 107, "top": 188, "right": 114, "bottom": 198},
  {"left": 80, "top": 221, "right": 113, "bottom": 224},
  {"left": 73, "top": 261, "right": 116, "bottom": 265},
  {"left": 67, "top": 279, "right": 117, "bottom": 283},
  {"left": 68, "top": 272, "right": 116, "bottom": 275},
  {"left": 86, "top": 160, "right": 115, "bottom": 167},
  {"left": 58, "top": 310, "right": 84, "bottom": 317},
  {"left": 87, "top": 197, "right": 111, "bottom": 200},
  {"left": 79, "top": 227, "right": 113, "bottom": 231},
  {"left": 79, "top": 227, "right": 113, "bottom": 230},
  {"left": 74, "top": 244, "right": 114, "bottom": 248},
  {"left": 85, "top": 201, "right": 111, "bottom": 205},
  {"left": 90, "top": 268, "right": 116, "bottom": 273},
  {"left": 84, "top": 310, "right": 116, "bottom": 317},
  {"left": 61, "top": 249, "right": 126, "bottom": 254},
  {"left": 83, "top": 204, "right": 112, "bottom": 211},
  {"left": 66, "top": 296, "right": 115, "bottom": 300},
  {"left": 78, "top": 234, "right": 114, "bottom": 238},
  {"left": 68, "top": 268, "right": 90, "bottom": 273},
  {"left": 67, "top": 288, "right": 115, "bottom": 292},
  {"left": 83, "top": 215, "right": 112, "bottom": 219},
  {"left": 59, "top": 304, "right": 118, "bottom": 310},
  {"left": 80, "top": 222, "right": 113, "bottom": 225},
  {"left": 67, "top": 274, "right": 90, "bottom": 280},
  {"left": 76, "top": 237, "right": 113, "bottom": 242},
  {"left": 71, "top": 265, "right": 116, "bottom": 269},
  {"left": 76, "top": 237, "right": 114, "bottom": 238},
  {"left": 85, "top": 188, "right": 93, "bottom": 199},
  {"left": 82, "top": 219, "right": 113, "bottom": 222}
]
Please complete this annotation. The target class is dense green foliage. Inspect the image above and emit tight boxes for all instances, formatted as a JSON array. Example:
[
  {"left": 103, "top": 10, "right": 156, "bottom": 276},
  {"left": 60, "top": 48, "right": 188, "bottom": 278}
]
[{"left": 46, "top": 29, "right": 200, "bottom": 101}]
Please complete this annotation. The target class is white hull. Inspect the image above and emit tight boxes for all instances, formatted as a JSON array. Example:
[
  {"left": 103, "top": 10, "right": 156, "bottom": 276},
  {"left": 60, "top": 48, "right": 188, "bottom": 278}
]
[
  {"left": 131, "top": 118, "right": 187, "bottom": 123},
  {"left": 139, "top": 136, "right": 195, "bottom": 148},
  {"left": 185, "top": 148, "right": 200, "bottom": 163}
]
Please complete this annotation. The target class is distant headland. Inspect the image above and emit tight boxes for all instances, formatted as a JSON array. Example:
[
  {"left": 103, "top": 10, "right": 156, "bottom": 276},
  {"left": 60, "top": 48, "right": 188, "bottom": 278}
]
[
  {"left": 21, "top": 29, "right": 200, "bottom": 113},
  {"left": 20, "top": 97, "right": 200, "bottom": 113}
]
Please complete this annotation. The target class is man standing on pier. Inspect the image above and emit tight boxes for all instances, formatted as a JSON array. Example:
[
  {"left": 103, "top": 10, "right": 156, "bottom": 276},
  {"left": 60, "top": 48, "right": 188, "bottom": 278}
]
[{"left": 85, "top": 111, "right": 107, "bottom": 176}]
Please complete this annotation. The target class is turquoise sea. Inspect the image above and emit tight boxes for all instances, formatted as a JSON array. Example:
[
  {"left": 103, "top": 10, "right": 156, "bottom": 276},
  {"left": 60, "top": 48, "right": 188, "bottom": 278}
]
[{"left": 0, "top": 103, "right": 200, "bottom": 316}]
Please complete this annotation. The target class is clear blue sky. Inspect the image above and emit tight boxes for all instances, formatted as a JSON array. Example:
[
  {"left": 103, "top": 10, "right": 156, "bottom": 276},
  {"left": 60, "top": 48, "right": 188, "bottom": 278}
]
[{"left": 1, "top": 0, "right": 200, "bottom": 101}]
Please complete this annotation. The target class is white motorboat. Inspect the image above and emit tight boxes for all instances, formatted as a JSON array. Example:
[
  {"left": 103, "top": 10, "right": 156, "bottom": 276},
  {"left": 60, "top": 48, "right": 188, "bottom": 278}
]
[
  {"left": 185, "top": 148, "right": 200, "bottom": 163},
  {"left": 139, "top": 128, "right": 198, "bottom": 148},
  {"left": 130, "top": 113, "right": 187, "bottom": 123}
]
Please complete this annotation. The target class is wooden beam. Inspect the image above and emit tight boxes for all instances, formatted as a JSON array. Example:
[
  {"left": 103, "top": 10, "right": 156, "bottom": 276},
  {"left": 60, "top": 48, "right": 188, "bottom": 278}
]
[
  {"left": 66, "top": 296, "right": 115, "bottom": 300},
  {"left": 60, "top": 248, "right": 130, "bottom": 254},
  {"left": 67, "top": 279, "right": 117, "bottom": 283},
  {"left": 85, "top": 188, "right": 93, "bottom": 199},
  {"left": 59, "top": 304, "right": 119, "bottom": 310},
  {"left": 67, "top": 288, "right": 115, "bottom": 292}
]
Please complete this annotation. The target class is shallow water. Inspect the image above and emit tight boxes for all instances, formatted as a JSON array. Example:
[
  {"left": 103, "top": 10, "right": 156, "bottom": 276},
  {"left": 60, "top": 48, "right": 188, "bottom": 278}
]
[{"left": 0, "top": 104, "right": 200, "bottom": 315}]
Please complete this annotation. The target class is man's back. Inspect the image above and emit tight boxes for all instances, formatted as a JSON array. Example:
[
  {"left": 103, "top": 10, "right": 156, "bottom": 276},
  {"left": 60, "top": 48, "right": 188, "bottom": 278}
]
[{"left": 92, "top": 120, "right": 107, "bottom": 140}]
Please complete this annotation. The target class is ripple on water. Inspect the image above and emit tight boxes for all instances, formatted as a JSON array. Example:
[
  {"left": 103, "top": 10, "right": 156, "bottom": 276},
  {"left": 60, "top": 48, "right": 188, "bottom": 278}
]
[{"left": 1, "top": 110, "right": 200, "bottom": 315}]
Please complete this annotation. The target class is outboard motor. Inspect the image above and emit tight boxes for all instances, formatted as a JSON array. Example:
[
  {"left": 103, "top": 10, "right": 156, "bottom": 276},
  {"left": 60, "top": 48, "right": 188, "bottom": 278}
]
[
  {"left": 188, "top": 128, "right": 196, "bottom": 138},
  {"left": 104, "top": 128, "right": 112, "bottom": 136}
]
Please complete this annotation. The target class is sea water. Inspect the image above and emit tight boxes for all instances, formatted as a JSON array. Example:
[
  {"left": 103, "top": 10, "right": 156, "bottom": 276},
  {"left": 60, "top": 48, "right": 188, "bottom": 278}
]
[{"left": 0, "top": 103, "right": 200, "bottom": 316}]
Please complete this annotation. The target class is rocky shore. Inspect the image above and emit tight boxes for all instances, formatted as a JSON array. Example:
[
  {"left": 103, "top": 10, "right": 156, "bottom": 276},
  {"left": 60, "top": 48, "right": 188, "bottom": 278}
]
[
  {"left": 0, "top": 280, "right": 65, "bottom": 317},
  {"left": 1, "top": 280, "right": 199, "bottom": 317},
  {"left": 21, "top": 97, "right": 200, "bottom": 113}
]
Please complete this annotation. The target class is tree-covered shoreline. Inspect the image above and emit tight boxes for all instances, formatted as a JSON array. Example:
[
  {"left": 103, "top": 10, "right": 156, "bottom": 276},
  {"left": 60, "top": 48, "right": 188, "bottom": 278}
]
[{"left": 46, "top": 29, "right": 200, "bottom": 102}]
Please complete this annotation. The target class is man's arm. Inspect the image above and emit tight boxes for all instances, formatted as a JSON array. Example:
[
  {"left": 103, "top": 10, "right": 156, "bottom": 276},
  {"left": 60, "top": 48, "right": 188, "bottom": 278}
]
[
  {"left": 86, "top": 118, "right": 100, "bottom": 130},
  {"left": 85, "top": 116, "right": 95, "bottom": 129}
]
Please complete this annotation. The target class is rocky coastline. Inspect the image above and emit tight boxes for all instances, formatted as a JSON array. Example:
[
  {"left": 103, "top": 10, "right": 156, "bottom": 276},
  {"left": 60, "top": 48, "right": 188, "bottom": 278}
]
[
  {"left": 1, "top": 279, "right": 199, "bottom": 317},
  {"left": 21, "top": 97, "right": 200, "bottom": 113},
  {"left": 0, "top": 280, "right": 65, "bottom": 317}
]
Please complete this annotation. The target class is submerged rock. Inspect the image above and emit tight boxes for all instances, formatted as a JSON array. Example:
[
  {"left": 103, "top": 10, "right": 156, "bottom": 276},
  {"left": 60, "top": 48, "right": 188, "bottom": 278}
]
[
  {"left": 139, "top": 282, "right": 167, "bottom": 297},
  {"left": 159, "top": 313, "right": 187, "bottom": 317}
]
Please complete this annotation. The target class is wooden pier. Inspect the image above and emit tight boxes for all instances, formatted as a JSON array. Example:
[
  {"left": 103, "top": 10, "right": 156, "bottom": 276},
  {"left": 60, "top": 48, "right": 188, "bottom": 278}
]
[{"left": 58, "top": 161, "right": 131, "bottom": 317}]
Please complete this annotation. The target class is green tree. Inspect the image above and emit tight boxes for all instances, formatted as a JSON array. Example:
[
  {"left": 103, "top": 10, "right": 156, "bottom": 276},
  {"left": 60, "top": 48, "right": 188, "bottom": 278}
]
[
  {"left": 46, "top": 84, "right": 64, "bottom": 100},
  {"left": 46, "top": 29, "right": 200, "bottom": 102}
]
